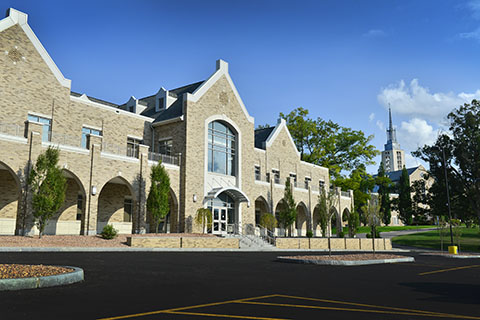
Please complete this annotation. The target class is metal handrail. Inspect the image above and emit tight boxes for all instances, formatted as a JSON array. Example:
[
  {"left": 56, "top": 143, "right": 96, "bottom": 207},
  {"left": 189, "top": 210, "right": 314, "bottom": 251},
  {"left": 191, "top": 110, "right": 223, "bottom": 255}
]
[
  {"left": 255, "top": 224, "right": 276, "bottom": 245},
  {"left": 0, "top": 123, "right": 24, "bottom": 138},
  {"left": 148, "top": 151, "right": 180, "bottom": 166}
]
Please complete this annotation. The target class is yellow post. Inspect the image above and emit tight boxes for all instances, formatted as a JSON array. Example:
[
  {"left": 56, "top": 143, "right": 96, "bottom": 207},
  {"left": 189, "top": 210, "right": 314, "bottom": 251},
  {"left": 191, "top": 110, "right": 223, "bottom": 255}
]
[{"left": 448, "top": 245, "right": 458, "bottom": 255}]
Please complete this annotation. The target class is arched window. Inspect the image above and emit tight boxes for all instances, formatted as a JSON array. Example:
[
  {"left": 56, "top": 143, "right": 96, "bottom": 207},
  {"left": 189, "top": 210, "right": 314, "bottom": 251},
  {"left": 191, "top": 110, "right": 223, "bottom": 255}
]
[{"left": 208, "top": 121, "right": 236, "bottom": 176}]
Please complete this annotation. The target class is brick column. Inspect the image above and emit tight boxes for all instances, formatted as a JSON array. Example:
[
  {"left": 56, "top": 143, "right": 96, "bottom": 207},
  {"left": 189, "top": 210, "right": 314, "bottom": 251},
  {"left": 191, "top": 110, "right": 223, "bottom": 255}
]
[
  {"left": 83, "top": 134, "right": 102, "bottom": 235},
  {"left": 134, "top": 144, "right": 149, "bottom": 234},
  {"left": 19, "top": 120, "right": 44, "bottom": 235}
]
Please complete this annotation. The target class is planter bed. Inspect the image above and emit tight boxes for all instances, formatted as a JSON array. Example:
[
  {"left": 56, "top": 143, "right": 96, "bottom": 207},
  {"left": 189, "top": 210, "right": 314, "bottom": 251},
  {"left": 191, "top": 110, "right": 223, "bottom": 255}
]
[{"left": 277, "top": 254, "right": 414, "bottom": 266}]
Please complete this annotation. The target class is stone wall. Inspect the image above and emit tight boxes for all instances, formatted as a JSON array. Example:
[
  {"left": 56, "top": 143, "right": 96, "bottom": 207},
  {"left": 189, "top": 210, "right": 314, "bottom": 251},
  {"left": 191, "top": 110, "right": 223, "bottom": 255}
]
[{"left": 276, "top": 237, "right": 392, "bottom": 250}]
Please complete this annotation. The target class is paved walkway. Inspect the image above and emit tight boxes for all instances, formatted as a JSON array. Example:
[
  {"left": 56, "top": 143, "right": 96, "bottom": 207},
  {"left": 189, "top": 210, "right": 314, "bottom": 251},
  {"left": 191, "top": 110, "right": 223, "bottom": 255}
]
[{"left": 357, "top": 228, "right": 438, "bottom": 239}]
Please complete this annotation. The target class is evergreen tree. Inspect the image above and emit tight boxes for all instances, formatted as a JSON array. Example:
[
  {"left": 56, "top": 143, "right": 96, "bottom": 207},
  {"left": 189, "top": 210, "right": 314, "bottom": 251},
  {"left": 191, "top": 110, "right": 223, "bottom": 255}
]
[
  {"left": 376, "top": 163, "right": 392, "bottom": 226},
  {"left": 28, "top": 147, "right": 67, "bottom": 238},
  {"left": 398, "top": 166, "right": 413, "bottom": 225},
  {"left": 147, "top": 163, "right": 171, "bottom": 233},
  {"left": 278, "top": 177, "right": 296, "bottom": 236}
]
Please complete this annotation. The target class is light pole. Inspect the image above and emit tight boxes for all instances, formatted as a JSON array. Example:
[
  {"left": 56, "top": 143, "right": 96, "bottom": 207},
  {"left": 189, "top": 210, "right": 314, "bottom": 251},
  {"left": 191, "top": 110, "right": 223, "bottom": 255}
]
[{"left": 441, "top": 147, "right": 454, "bottom": 247}]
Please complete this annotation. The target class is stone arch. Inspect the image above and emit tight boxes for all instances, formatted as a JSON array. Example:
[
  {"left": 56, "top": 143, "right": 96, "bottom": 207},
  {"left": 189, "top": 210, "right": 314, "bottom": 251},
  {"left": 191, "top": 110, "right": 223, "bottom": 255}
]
[
  {"left": 0, "top": 161, "right": 21, "bottom": 235},
  {"left": 254, "top": 195, "right": 270, "bottom": 226},
  {"left": 330, "top": 207, "right": 339, "bottom": 236},
  {"left": 44, "top": 169, "right": 87, "bottom": 235},
  {"left": 97, "top": 176, "right": 135, "bottom": 234},
  {"left": 147, "top": 187, "right": 178, "bottom": 233},
  {"left": 295, "top": 201, "right": 309, "bottom": 237}
]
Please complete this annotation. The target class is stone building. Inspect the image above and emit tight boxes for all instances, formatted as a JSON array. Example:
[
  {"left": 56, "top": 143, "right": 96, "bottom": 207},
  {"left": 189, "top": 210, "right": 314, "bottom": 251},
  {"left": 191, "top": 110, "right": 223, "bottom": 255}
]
[
  {"left": 0, "top": 8, "right": 352, "bottom": 236},
  {"left": 381, "top": 108, "right": 405, "bottom": 173}
]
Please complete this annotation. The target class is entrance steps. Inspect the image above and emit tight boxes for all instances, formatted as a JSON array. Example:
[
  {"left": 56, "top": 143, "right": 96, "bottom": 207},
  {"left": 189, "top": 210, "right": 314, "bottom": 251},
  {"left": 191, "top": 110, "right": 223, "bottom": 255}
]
[{"left": 227, "top": 234, "right": 276, "bottom": 250}]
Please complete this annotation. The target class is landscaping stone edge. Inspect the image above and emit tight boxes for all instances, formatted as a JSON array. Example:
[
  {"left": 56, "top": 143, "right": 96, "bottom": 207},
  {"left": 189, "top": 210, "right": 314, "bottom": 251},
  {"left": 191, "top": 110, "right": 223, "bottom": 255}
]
[
  {"left": 0, "top": 266, "right": 84, "bottom": 291},
  {"left": 277, "top": 256, "right": 415, "bottom": 266}
]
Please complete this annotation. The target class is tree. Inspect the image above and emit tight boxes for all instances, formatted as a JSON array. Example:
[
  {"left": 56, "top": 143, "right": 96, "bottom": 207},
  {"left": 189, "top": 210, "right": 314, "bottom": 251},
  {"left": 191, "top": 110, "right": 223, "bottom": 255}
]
[
  {"left": 411, "top": 179, "right": 429, "bottom": 224},
  {"left": 146, "top": 163, "right": 171, "bottom": 233},
  {"left": 259, "top": 213, "right": 277, "bottom": 231},
  {"left": 334, "top": 165, "right": 375, "bottom": 225},
  {"left": 317, "top": 189, "right": 338, "bottom": 256},
  {"left": 376, "top": 163, "right": 392, "bottom": 226},
  {"left": 347, "top": 207, "right": 360, "bottom": 238},
  {"left": 397, "top": 166, "right": 413, "bottom": 225},
  {"left": 28, "top": 147, "right": 66, "bottom": 238},
  {"left": 277, "top": 178, "right": 297, "bottom": 237},
  {"left": 195, "top": 208, "right": 212, "bottom": 234},
  {"left": 280, "top": 107, "right": 379, "bottom": 181},
  {"left": 362, "top": 196, "right": 382, "bottom": 256}
]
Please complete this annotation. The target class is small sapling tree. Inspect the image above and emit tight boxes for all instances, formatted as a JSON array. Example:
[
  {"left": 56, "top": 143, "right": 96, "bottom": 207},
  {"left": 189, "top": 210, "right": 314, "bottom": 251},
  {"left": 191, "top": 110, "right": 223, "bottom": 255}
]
[
  {"left": 277, "top": 178, "right": 297, "bottom": 237},
  {"left": 28, "top": 147, "right": 66, "bottom": 238},
  {"left": 363, "top": 196, "right": 381, "bottom": 257},
  {"left": 146, "top": 163, "right": 171, "bottom": 233},
  {"left": 195, "top": 208, "right": 212, "bottom": 234}
]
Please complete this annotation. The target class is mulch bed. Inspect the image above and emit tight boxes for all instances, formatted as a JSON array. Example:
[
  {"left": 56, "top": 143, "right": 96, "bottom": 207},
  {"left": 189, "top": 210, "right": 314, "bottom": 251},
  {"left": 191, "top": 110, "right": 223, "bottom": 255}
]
[
  {"left": 0, "top": 264, "right": 73, "bottom": 279},
  {"left": 285, "top": 254, "right": 406, "bottom": 261}
]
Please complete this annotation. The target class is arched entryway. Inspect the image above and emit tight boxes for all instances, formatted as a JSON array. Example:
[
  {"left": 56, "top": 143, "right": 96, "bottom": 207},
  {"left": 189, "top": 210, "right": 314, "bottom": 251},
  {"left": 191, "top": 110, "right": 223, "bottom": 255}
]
[
  {"left": 295, "top": 202, "right": 308, "bottom": 237},
  {"left": 97, "top": 177, "right": 135, "bottom": 234},
  {"left": 330, "top": 207, "right": 339, "bottom": 236},
  {"left": 0, "top": 161, "right": 21, "bottom": 235},
  {"left": 254, "top": 196, "right": 270, "bottom": 226},
  {"left": 44, "top": 169, "right": 86, "bottom": 235}
]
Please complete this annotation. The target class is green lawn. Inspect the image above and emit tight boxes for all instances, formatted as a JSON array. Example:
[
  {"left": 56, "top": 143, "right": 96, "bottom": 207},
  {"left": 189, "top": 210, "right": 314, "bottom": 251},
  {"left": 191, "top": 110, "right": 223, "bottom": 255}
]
[
  {"left": 332, "top": 225, "right": 433, "bottom": 234},
  {"left": 392, "top": 227, "right": 480, "bottom": 253}
]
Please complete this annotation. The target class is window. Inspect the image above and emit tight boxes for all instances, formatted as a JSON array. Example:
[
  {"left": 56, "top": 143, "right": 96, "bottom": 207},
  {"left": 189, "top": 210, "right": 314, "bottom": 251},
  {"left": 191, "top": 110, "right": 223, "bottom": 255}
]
[
  {"left": 158, "top": 139, "right": 172, "bottom": 156},
  {"left": 266, "top": 172, "right": 270, "bottom": 183},
  {"left": 76, "top": 194, "right": 83, "bottom": 221},
  {"left": 208, "top": 121, "right": 236, "bottom": 176},
  {"left": 255, "top": 165, "right": 261, "bottom": 181},
  {"left": 81, "top": 127, "right": 102, "bottom": 149},
  {"left": 124, "top": 198, "right": 133, "bottom": 222},
  {"left": 396, "top": 151, "right": 402, "bottom": 169},
  {"left": 304, "top": 177, "right": 311, "bottom": 189},
  {"left": 27, "top": 114, "right": 51, "bottom": 142},
  {"left": 319, "top": 180, "right": 325, "bottom": 191},
  {"left": 129, "top": 106, "right": 134, "bottom": 112},
  {"left": 127, "top": 137, "right": 142, "bottom": 158},
  {"left": 272, "top": 169, "right": 280, "bottom": 184},
  {"left": 289, "top": 173, "right": 297, "bottom": 187}
]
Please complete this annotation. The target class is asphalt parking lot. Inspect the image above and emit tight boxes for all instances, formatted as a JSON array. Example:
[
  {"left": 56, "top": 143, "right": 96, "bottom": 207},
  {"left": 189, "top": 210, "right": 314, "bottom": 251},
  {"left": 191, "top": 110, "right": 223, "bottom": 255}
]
[{"left": 0, "top": 251, "right": 479, "bottom": 319}]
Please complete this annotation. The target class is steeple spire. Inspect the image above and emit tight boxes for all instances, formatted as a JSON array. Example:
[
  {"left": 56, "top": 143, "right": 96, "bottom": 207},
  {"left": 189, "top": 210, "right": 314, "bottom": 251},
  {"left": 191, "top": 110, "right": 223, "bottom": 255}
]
[{"left": 385, "top": 105, "right": 399, "bottom": 150}]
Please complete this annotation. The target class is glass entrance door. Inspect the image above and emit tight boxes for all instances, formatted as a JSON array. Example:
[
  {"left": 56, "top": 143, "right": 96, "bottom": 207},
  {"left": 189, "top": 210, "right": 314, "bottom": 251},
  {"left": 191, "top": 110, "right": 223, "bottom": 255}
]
[{"left": 212, "top": 207, "right": 228, "bottom": 235}]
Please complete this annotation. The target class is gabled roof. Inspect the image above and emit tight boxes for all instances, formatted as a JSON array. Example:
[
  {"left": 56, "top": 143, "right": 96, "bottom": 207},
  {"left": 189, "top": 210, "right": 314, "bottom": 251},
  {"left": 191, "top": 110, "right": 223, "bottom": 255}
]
[
  {"left": 373, "top": 166, "right": 420, "bottom": 183},
  {"left": 71, "top": 91, "right": 119, "bottom": 108},
  {"left": 1, "top": 8, "right": 71, "bottom": 88},
  {"left": 138, "top": 81, "right": 204, "bottom": 122},
  {"left": 254, "top": 127, "right": 275, "bottom": 149},
  {"left": 262, "top": 119, "right": 301, "bottom": 157}
]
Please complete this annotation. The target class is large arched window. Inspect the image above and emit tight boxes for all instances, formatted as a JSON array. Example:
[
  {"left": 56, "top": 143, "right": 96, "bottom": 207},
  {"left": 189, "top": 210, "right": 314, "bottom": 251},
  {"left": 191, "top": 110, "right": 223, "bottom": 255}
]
[{"left": 208, "top": 121, "right": 236, "bottom": 176}]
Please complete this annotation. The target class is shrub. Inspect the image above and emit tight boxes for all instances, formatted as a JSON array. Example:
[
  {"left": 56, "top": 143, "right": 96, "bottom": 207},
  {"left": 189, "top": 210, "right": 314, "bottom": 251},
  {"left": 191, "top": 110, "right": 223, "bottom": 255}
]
[
  {"left": 101, "top": 224, "right": 118, "bottom": 240},
  {"left": 338, "top": 231, "right": 345, "bottom": 238},
  {"left": 366, "top": 230, "right": 381, "bottom": 238},
  {"left": 306, "top": 230, "right": 313, "bottom": 238}
]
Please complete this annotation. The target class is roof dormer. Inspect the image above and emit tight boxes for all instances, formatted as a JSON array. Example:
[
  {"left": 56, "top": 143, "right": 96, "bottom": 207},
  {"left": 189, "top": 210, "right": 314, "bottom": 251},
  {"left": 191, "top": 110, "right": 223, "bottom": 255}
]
[
  {"left": 125, "top": 96, "right": 147, "bottom": 115},
  {"left": 155, "top": 88, "right": 177, "bottom": 112}
]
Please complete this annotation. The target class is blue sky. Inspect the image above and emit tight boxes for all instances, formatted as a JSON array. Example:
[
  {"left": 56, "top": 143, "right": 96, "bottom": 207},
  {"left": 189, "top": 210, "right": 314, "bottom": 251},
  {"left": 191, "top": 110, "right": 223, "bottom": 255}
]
[{"left": 7, "top": 0, "right": 480, "bottom": 173}]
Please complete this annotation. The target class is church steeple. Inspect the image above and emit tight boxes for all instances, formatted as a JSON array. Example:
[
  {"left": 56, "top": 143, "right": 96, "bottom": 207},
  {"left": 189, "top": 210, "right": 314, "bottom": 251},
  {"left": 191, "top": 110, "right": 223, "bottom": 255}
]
[
  {"left": 385, "top": 105, "right": 400, "bottom": 151},
  {"left": 381, "top": 106, "right": 404, "bottom": 173}
]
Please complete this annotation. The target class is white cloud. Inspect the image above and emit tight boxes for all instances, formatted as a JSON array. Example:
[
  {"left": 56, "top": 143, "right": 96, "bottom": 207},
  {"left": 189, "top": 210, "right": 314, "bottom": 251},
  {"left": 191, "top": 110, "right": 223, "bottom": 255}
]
[
  {"left": 376, "top": 120, "right": 384, "bottom": 131},
  {"left": 466, "top": 0, "right": 480, "bottom": 19},
  {"left": 459, "top": 27, "right": 480, "bottom": 41},
  {"left": 369, "top": 113, "right": 375, "bottom": 122},
  {"left": 363, "top": 29, "right": 387, "bottom": 38},
  {"left": 397, "top": 118, "right": 437, "bottom": 153},
  {"left": 377, "top": 79, "right": 480, "bottom": 124}
]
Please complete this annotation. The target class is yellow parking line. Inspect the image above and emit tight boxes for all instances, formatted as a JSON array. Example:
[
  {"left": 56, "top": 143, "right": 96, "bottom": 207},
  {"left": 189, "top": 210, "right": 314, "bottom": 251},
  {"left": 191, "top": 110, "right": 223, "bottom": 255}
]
[
  {"left": 164, "top": 310, "right": 289, "bottom": 320},
  {"left": 419, "top": 265, "right": 480, "bottom": 276},
  {"left": 97, "top": 294, "right": 279, "bottom": 320},
  {"left": 236, "top": 301, "right": 480, "bottom": 319},
  {"left": 276, "top": 294, "right": 451, "bottom": 316}
]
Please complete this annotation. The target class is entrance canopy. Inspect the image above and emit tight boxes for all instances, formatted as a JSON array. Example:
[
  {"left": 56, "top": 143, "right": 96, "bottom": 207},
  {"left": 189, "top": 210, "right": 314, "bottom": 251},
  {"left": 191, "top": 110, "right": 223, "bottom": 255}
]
[{"left": 206, "top": 187, "right": 250, "bottom": 206}]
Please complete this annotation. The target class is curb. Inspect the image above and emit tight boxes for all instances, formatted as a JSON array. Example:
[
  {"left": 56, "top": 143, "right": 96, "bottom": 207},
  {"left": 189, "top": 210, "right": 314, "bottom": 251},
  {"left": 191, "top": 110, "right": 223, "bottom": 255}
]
[
  {"left": 0, "top": 247, "right": 410, "bottom": 253},
  {"left": 277, "top": 256, "right": 415, "bottom": 266},
  {"left": 420, "top": 253, "right": 480, "bottom": 259},
  {"left": 0, "top": 266, "right": 84, "bottom": 291}
]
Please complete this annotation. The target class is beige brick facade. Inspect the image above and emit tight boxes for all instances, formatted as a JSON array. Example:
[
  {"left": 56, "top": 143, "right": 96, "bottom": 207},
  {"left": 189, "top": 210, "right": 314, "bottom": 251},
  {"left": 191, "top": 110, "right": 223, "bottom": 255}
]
[{"left": 0, "top": 9, "right": 352, "bottom": 238}]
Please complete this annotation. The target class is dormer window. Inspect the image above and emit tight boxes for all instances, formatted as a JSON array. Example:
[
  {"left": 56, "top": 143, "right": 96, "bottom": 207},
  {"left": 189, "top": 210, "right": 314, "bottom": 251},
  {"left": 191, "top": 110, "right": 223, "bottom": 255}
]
[{"left": 157, "top": 97, "right": 164, "bottom": 110}]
